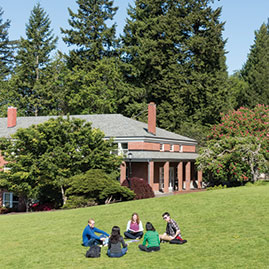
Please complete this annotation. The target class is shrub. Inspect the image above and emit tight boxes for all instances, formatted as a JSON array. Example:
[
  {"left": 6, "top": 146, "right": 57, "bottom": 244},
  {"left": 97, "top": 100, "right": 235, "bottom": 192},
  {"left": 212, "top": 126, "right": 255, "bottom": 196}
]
[
  {"left": 30, "top": 202, "right": 54, "bottom": 211},
  {"left": 0, "top": 207, "right": 9, "bottom": 214},
  {"left": 121, "top": 177, "right": 155, "bottom": 200},
  {"left": 62, "top": 196, "right": 97, "bottom": 209},
  {"left": 64, "top": 169, "right": 135, "bottom": 208},
  {"left": 207, "top": 185, "right": 227, "bottom": 191}
]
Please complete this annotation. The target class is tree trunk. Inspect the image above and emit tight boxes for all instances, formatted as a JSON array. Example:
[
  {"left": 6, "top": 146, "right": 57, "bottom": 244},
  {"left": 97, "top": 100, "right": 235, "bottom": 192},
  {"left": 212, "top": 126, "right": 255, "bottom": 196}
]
[{"left": 61, "top": 185, "right": 67, "bottom": 205}]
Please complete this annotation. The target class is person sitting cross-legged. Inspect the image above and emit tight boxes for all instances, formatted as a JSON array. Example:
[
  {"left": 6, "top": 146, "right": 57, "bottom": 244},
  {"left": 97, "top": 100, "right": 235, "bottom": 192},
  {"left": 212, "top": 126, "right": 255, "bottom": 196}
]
[
  {"left": 107, "top": 226, "right": 128, "bottom": 258},
  {"left": 159, "top": 212, "right": 187, "bottom": 243},
  {"left": 124, "top": 212, "right": 144, "bottom": 239},
  {"left": 138, "top": 222, "right": 160, "bottom": 252},
  {"left": 82, "top": 218, "right": 109, "bottom": 247}
]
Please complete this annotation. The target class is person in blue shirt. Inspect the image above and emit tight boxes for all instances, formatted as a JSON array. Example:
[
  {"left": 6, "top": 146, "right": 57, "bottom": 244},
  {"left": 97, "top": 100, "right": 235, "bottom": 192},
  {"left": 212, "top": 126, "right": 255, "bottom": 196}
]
[{"left": 82, "top": 218, "right": 109, "bottom": 247}]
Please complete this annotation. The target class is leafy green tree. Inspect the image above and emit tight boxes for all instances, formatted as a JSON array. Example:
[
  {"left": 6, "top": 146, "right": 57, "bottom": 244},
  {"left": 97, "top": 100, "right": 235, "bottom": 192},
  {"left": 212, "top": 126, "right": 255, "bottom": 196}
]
[
  {"left": 121, "top": 0, "right": 228, "bottom": 132},
  {"left": 0, "top": 117, "right": 122, "bottom": 209},
  {"left": 196, "top": 105, "right": 269, "bottom": 185},
  {"left": 59, "top": 57, "right": 132, "bottom": 115},
  {"left": 61, "top": 0, "right": 118, "bottom": 69},
  {"left": 64, "top": 169, "right": 134, "bottom": 208},
  {"left": 241, "top": 21, "right": 269, "bottom": 107},
  {"left": 227, "top": 71, "right": 250, "bottom": 110},
  {"left": 0, "top": 7, "right": 13, "bottom": 79},
  {"left": 11, "top": 3, "right": 58, "bottom": 116}
]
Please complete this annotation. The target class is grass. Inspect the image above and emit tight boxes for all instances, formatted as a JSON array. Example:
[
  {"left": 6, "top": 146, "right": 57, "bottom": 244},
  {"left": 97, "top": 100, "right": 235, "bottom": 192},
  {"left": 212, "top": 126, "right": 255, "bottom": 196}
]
[{"left": 0, "top": 183, "right": 269, "bottom": 269}]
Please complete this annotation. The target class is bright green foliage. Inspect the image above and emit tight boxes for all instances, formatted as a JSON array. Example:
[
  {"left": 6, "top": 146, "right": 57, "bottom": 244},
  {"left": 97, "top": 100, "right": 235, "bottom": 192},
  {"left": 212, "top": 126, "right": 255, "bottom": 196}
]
[
  {"left": 0, "top": 117, "right": 122, "bottom": 208},
  {"left": 11, "top": 3, "right": 58, "bottom": 116},
  {"left": 121, "top": 0, "right": 228, "bottom": 131},
  {"left": 0, "top": 7, "right": 13, "bottom": 79},
  {"left": 60, "top": 0, "right": 128, "bottom": 115},
  {"left": 197, "top": 105, "right": 269, "bottom": 185},
  {"left": 59, "top": 57, "right": 130, "bottom": 115},
  {"left": 61, "top": 0, "right": 118, "bottom": 69},
  {"left": 241, "top": 21, "right": 269, "bottom": 107},
  {"left": 64, "top": 169, "right": 134, "bottom": 208},
  {"left": 227, "top": 71, "right": 250, "bottom": 110}
]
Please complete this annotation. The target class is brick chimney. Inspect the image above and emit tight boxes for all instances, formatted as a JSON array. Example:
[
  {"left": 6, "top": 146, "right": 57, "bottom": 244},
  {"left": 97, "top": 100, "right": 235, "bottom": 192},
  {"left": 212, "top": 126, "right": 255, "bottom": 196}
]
[
  {"left": 7, "top": 107, "right": 17, "bottom": 128},
  {"left": 148, "top": 102, "right": 156, "bottom": 135}
]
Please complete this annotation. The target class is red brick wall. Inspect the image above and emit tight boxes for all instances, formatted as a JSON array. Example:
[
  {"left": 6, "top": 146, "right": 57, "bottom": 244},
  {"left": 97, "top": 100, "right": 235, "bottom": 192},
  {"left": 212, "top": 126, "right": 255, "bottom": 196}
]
[
  {"left": 0, "top": 151, "right": 8, "bottom": 170},
  {"left": 128, "top": 142, "right": 160, "bottom": 151},
  {"left": 130, "top": 162, "right": 148, "bottom": 182},
  {"left": 182, "top": 145, "right": 196, "bottom": 152}
]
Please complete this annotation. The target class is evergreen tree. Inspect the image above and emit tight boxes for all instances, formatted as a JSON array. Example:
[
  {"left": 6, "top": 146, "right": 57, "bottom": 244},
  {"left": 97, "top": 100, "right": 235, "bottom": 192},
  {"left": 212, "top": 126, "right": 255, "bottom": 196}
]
[
  {"left": 61, "top": 0, "right": 118, "bottom": 69},
  {"left": 121, "top": 0, "right": 228, "bottom": 133},
  {"left": 60, "top": 0, "right": 132, "bottom": 115},
  {"left": 241, "top": 21, "right": 269, "bottom": 107},
  {"left": 11, "top": 3, "right": 58, "bottom": 116},
  {"left": 60, "top": 57, "right": 131, "bottom": 115},
  {"left": 0, "top": 7, "right": 13, "bottom": 79}
]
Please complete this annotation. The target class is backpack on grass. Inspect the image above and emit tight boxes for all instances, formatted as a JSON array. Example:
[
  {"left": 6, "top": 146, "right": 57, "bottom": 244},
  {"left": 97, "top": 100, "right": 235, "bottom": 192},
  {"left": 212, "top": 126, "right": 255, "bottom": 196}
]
[
  {"left": 169, "top": 239, "right": 187, "bottom": 244},
  {"left": 86, "top": 245, "right": 101, "bottom": 258}
]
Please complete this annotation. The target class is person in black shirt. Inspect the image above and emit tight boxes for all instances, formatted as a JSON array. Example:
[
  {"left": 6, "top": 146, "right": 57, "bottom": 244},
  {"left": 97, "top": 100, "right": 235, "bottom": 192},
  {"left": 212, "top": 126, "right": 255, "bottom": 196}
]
[{"left": 107, "top": 226, "right": 128, "bottom": 258}]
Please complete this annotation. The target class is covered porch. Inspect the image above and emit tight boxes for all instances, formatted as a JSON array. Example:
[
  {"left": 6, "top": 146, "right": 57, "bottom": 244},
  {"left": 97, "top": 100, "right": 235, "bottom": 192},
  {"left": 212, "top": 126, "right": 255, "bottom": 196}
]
[{"left": 120, "top": 151, "right": 202, "bottom": 193}]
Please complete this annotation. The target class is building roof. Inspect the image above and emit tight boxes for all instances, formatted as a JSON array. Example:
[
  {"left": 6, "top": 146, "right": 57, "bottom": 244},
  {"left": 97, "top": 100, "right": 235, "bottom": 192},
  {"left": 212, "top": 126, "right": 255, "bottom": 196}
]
[
  {"left": 128, "top": 151, "right": 199, "bottom": 161},
  {"left": 0, "top": 114, "right": 197, "bottom": 144}
]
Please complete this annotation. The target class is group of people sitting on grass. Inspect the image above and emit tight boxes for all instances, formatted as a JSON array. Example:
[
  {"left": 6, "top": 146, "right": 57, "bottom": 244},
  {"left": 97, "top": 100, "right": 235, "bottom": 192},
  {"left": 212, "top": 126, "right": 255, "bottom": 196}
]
[{"left": 82, "top": 212, "right": 187, "bottom": 258}]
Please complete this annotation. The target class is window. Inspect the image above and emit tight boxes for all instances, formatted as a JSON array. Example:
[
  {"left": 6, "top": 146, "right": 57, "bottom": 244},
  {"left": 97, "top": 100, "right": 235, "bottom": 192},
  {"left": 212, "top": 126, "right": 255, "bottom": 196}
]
[
  {"left": 117, "top": 143, "right": 128, "bottom": 155},
  {"left": 160, "top": 144, "right": 164, "bottom": 151},
  {"left": 180, "top": 145, "right": 183, "bottom": 152},
  {"left": 170, "top": 144, "right": 174, "bottom": 152},
  {"left": 121, "top": 143, "right": 128, "bottom": 150},
  {"left": 3, "top": 192, "right": 19, "bottom": 209},
  {"left": 3, "top": 192, "right": 13, "bottom": 208}
]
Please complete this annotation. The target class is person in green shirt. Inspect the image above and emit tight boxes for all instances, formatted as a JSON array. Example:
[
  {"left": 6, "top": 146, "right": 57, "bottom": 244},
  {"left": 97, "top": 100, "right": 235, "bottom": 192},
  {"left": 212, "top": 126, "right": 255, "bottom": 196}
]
[{"left": 138, "top": 222, "right": 160, "bottom": 252}]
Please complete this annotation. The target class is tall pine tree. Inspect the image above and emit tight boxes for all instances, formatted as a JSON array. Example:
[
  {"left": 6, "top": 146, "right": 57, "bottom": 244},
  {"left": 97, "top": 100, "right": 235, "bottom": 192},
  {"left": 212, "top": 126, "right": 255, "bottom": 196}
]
[
  {"left": 0, "top": 7, "right": 13, "bottom": 79},
  {"left": 121, "top": 0, "right": 228, "bottom": 134},
  {"left": 60, "top": 0, "right": 130, "bottom": 115},
  {"left": 241, "top": 21, "right": 269, "bottom": 107},
  {"left": 61, "top": 0, "right": 118, "bottom": 69},
  {"left": 11, "top": 3, "right": 58, "bottom": 116}
]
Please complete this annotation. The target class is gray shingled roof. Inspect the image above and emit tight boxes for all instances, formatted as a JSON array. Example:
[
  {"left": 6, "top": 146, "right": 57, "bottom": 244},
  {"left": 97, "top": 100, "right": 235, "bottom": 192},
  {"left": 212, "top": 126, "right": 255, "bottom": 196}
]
[
  {"left": 0, "top": 114, "right": 196, "bottom": 143},
  {"left": 128, "top": 151, "right": 199, "bottom": 161}
]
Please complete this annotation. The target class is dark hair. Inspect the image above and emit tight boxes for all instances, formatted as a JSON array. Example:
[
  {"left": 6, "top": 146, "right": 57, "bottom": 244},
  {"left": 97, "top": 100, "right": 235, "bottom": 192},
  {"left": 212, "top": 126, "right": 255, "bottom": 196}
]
[
  {"left": 110, "top": 226, "right": 121, "bottom": 244},
  {"left": 162, "top": 212, "right": 170, "bottom": 217},
  {"left": 145, "top": 222, "right": 155, "bottom": 231}
]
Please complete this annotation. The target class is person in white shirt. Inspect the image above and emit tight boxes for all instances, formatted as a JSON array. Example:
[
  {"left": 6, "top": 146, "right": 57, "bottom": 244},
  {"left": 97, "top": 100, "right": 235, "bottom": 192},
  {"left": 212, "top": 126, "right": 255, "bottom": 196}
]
[{"left": 124, "top": 212, "right": 144, "bottom": 239}]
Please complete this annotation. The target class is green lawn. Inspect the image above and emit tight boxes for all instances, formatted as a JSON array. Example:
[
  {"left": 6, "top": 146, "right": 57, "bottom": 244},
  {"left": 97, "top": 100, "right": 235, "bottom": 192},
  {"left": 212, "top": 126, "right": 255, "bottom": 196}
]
[{"left": 1, "top": 184, "right": 268, "bottom": 269}]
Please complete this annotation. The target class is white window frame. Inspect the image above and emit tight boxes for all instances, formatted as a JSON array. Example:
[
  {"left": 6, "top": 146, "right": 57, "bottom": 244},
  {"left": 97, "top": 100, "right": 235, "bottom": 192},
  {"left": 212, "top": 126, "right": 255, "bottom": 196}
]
[
  {"left": 180, "top": 145, "right": 183, "bottom": 152},
  {"left": 3, "top": 192, "right": 13, "bottom": 208},
  {"left": 159, "top": 167, "right": 164, "bottom": 190},
  {"left": 117, "top": 143, "right": 128, "bottom": 155},
  {"left": 170, "top": 144, "right": 174, "bottom": 152},
  {"left": 160, "top": 144, "right": 164, "bottom": 151}
]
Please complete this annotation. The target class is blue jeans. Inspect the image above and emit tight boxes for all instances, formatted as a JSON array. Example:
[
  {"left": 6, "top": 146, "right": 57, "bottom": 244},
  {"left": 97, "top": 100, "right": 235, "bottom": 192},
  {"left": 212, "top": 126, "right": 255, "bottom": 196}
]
[
  {"left": 107, "top": 247, "right": 128, "bottom": 257},
  {"left": 84, "top": 235, "right": 106, "bottom": 247},
  {"left": 124, "top": 231, "right": 143, "bottom": 239}
]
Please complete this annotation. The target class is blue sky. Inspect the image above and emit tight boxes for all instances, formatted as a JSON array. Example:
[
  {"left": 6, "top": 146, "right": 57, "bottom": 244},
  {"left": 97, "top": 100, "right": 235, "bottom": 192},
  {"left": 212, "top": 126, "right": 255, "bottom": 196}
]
[{"left": 0, "top": 0, "right": 268, "bottom": 75}]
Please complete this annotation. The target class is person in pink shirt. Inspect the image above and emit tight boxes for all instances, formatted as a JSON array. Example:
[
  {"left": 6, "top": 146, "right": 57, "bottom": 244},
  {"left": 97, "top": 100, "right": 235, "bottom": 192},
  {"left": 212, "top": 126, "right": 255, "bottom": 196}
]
[{"left": 124, "top": 212, "right": 144, "bottom": 239}]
